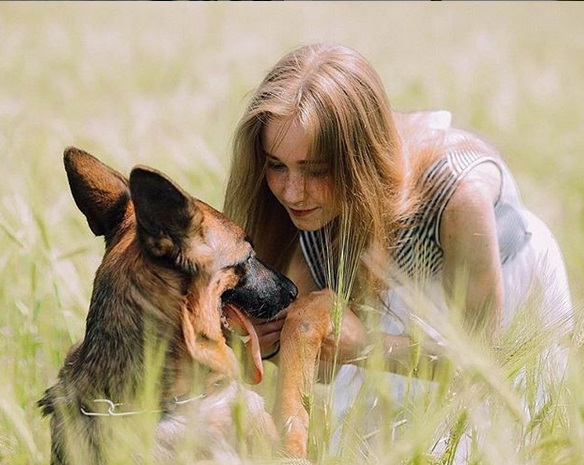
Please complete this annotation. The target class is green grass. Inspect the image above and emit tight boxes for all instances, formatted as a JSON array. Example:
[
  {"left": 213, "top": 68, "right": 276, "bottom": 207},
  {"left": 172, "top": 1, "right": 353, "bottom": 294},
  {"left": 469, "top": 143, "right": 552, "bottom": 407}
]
[{"left": 1, "top": 3, "right": 583, "bottom": 464}]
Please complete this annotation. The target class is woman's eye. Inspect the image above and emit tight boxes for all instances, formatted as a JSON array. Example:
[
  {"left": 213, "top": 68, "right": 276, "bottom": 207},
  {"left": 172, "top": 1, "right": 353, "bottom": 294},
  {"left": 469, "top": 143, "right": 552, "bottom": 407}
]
[
  {"left": 304, "top": 165, "right": 329, "bottom": 178},
  {"left": 267, "top": 159, "right": 286, "bottom": 171}
]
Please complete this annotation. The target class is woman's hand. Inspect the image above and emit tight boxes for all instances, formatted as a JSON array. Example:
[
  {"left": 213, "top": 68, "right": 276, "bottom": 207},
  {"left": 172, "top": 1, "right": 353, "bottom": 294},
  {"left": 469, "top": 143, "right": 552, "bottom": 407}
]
[
  {"left": 248, "top": 310, "right": 288, "bottom": 359},
  {"left": 249, "top": 288, "right": 368, "bottom": 364},
  {"left": 320, "top": 304, "right": 368, "bottom": 364},
  {"left": 296, "top": 289, "right": 368, "bottom": 364}
]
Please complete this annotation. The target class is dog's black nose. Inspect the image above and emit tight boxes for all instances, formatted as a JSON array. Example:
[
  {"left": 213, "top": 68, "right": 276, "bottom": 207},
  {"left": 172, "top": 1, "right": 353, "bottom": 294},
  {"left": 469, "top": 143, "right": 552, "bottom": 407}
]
[{"left": 285, "top": 277, "right": 298, "bottom": 302}]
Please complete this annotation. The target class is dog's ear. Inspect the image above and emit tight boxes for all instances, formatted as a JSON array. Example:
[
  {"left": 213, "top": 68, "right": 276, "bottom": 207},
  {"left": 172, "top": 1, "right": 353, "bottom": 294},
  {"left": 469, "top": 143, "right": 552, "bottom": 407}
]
[
  {"left": 129, "top": 166, "right": 204, "bottom": 268},
  {"left": 64, "top": 147, "right": 130, "bottom": 239}
]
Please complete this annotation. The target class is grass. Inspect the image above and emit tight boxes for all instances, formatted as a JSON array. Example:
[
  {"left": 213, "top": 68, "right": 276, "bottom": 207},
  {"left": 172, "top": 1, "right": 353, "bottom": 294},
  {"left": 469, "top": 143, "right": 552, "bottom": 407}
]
[{"left": 1, "top": 2, "right": 583, "bottom": 464}]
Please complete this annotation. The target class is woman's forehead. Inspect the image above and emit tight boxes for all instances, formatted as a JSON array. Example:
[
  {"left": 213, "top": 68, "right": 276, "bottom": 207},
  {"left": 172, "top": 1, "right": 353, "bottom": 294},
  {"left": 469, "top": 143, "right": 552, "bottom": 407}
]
[
  {"left": 262, "top": 117, "right": 309, "bottom": 159},
  {"left": 263, "top": 116, "right": 331, "bottom": 164}
]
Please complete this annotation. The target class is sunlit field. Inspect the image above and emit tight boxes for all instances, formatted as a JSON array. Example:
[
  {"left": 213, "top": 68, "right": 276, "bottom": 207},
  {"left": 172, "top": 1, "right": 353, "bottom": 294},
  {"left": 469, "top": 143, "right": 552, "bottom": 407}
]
[{"left": 1, "top": 3, "right": 583, "bottom": 464}]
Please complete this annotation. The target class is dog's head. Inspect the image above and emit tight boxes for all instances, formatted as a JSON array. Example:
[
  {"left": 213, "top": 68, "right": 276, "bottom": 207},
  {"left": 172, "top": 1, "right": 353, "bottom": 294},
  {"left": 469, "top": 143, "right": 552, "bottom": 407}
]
[{"left": 64, "top": 147, "right": 297, "bottom": 384}]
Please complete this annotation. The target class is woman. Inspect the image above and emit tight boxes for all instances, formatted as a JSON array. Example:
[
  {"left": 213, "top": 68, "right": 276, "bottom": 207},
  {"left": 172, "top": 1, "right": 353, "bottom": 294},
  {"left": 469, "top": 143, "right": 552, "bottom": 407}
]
[{"left": 223, "top": 43, "right": 573, "bottom": 459}]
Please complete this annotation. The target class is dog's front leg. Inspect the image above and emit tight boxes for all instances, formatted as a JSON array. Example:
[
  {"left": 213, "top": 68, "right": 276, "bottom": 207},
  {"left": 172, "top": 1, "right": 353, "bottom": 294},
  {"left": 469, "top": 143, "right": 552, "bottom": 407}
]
[{"left": 275, "top": 291, "right": 333, "bottom": 459}]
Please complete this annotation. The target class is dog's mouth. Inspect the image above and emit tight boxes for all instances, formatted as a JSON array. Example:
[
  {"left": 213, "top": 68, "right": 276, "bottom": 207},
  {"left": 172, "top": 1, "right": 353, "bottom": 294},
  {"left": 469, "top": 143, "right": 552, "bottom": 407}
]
[{"left": 220, "top": 303, "right": 264, "bottom": 385}]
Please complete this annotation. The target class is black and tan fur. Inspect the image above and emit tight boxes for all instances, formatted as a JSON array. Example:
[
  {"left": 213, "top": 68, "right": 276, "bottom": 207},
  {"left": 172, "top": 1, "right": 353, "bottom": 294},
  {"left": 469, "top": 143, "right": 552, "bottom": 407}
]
[{"left": 38, "top": 147, "right": 297, "bottom": 464}]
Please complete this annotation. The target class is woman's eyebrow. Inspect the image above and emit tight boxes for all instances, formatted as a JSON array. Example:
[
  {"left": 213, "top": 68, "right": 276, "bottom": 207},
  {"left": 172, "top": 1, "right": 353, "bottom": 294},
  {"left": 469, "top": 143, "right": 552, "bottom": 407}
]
[
  {"left": 264, "top": 152, "right": 278, "bottom": 160},
  {"left": 299, "top": 159, "right": 327, "bottom": 166},
  {"left": 264, "top": 152, "right": 325, "bottom": 167}
]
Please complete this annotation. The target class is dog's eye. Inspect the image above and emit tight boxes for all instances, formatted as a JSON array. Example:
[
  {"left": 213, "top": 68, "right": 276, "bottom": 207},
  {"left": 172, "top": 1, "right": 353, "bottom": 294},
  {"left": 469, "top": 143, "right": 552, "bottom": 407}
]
[
  {"left": 225, "top": 252, "right": 254, "bottom": 277},
  {"left": 230, "top": 256, "right": 250, "bottom": 276},
  {"left": 244, "top": 235, "right": 255, "bottom": 248},
  {"left": 242, "top": 254, "right": 254, "bottom": 269}
]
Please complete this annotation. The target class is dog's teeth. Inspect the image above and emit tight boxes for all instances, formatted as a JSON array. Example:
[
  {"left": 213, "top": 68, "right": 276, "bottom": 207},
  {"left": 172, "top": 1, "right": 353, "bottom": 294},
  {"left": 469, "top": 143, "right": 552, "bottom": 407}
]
[
  {"left": 220, "top": 314, "right": 232, "bottom": 331},
  {"left": 239, "top": 335, "right": 251, "bottom": 344}
]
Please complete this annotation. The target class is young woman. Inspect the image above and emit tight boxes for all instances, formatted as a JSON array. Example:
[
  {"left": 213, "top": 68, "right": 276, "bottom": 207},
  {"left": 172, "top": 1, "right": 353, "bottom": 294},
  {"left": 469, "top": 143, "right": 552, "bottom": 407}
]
[{"left": 223, "top": 42, "right": 573, "bottom": 458}]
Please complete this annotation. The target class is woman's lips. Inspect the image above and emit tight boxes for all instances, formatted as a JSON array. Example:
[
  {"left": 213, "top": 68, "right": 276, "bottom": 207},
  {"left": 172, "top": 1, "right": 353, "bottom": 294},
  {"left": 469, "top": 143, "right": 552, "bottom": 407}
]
[{"left": 289, "top": 207, "right": 317, "bottom": 218}]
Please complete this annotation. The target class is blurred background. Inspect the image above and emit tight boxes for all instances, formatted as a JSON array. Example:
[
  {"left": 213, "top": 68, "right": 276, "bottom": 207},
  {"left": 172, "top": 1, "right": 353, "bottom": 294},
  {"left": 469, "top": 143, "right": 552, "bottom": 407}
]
[{"left": 0, "top": 3, "right": 582, "bottom": 462}]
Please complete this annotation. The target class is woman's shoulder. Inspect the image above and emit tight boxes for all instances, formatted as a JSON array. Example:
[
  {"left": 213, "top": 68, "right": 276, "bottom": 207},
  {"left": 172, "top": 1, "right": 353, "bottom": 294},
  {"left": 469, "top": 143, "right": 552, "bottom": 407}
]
[
  {"left": 395, "top": 109, "right": 500, "bottom": 181},
  {"left": 393, "top": 109, "right": 453, "bottom": 156}
]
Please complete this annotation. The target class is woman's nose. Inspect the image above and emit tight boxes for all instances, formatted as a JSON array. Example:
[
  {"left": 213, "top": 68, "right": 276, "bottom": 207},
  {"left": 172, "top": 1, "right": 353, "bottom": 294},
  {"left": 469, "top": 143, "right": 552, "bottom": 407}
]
[{"left": 282, "top": 172, "right": 305, "bottom": 203}]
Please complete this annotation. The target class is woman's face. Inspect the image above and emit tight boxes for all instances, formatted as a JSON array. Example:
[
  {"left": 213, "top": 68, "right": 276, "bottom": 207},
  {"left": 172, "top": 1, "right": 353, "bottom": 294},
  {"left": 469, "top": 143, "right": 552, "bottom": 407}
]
[{"left": 262, "top": 117, "right": 338, "bottom": 231}]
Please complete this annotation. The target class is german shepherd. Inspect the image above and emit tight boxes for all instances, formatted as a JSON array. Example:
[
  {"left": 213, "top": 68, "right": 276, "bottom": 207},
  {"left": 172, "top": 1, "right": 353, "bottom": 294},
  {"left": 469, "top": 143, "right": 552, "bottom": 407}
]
[{"left": 38, "top": 147, "right": 297, "bottom": 464}]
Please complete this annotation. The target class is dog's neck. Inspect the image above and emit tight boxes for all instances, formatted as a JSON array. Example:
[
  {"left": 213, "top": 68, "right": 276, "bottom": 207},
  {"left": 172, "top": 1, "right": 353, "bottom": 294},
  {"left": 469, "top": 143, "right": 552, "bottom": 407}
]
[{"left": 70, "top": 237, "right": 195, "bottom": 406}]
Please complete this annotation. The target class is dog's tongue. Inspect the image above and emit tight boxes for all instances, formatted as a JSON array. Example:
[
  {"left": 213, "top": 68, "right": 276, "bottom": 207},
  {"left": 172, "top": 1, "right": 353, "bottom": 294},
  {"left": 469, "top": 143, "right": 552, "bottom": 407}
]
[{"left": 222, "top": 303, "right": 263, "bottom": 385}]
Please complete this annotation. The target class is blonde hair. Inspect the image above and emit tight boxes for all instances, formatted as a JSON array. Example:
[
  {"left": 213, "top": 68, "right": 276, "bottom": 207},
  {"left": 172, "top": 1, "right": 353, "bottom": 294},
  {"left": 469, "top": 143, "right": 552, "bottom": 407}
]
[{"left": 224, "top": 43, "right": 407, "bottom": 302}]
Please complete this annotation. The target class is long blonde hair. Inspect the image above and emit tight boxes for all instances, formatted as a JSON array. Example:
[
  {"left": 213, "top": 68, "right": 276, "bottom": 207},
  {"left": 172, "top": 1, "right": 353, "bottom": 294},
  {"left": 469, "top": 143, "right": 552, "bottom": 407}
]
[{"left": 224, "top": 43, "right": 407, "bottom": 302}]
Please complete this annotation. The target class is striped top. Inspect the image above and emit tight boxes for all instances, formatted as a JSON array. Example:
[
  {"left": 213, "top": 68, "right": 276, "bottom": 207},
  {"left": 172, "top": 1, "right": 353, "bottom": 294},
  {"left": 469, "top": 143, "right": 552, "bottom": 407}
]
[{"left": 300, "top": 148, "right": 531, "bottom": 289}]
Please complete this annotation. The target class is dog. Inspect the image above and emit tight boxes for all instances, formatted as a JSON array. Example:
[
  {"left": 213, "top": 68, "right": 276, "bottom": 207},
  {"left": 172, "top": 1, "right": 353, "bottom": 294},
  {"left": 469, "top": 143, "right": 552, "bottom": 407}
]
[{"left": 38, "top": 147, "right": 298, "bottom": 464}]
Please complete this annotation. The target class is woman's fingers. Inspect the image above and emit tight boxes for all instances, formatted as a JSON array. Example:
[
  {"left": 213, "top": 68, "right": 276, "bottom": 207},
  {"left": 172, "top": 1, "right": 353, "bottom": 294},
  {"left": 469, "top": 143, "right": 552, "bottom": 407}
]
[{"left": 249, "top": 312, "right": 287, "bottom": 355}]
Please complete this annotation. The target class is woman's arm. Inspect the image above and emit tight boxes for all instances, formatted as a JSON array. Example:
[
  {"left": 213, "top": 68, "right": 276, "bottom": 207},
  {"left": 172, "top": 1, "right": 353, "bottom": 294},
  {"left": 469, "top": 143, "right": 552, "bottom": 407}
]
[
  {"left": 321, "top": 308, "right": 444, "bottom": 380},
  {"left": 269, "top": 241, "right": 446, "bottom": 378},
  {"left": 439, "top": 162, "right": 504, "bottom": 338},
  {"left": 309, "top": 164, "right": 505, "bottom": 377}
]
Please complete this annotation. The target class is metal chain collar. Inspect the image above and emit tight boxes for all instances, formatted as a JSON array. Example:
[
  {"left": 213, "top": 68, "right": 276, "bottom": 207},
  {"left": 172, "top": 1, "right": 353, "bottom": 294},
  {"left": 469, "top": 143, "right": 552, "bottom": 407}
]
[{"left": 80, "top": 394, "right": 206, "bottom": 417}]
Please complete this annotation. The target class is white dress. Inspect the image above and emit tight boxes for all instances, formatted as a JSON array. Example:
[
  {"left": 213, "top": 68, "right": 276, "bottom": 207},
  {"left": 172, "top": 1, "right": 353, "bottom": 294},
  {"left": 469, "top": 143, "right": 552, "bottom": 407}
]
[{"left": 298, "top": 111, "right": 573, "bottom": 461}]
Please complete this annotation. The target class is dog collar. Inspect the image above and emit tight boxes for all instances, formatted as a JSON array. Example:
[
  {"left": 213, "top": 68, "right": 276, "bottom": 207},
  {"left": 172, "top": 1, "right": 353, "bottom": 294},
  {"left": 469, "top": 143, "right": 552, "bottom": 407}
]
[
  {"left": 79, "top": 376, "right": 232, "bottom": 417},
  {"left": 80, "top": 394, "right": 206, "bottom": 418}
]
